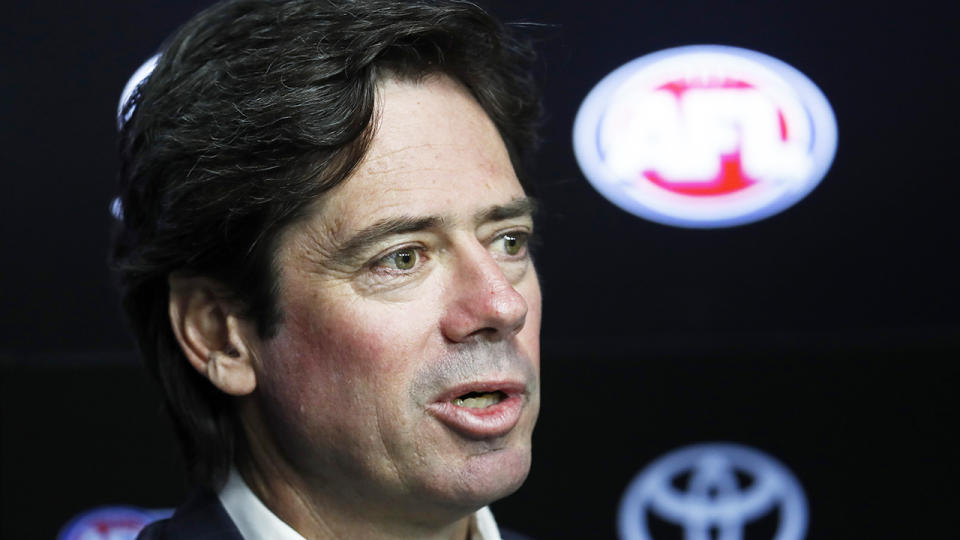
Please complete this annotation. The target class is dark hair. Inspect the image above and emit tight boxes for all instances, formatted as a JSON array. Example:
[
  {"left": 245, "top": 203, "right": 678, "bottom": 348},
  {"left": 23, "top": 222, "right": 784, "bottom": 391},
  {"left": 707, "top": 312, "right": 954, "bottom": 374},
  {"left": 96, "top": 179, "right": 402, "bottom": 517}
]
[{"left": 112, "top": 0, "right": 541, "bottom": 490}]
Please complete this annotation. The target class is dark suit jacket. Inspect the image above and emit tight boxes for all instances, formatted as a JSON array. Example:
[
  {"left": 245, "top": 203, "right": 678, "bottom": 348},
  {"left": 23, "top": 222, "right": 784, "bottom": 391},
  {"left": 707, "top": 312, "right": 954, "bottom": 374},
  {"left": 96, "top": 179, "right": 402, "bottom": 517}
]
[
  {"left": 137, "top": 489, "right": 532, "bottom": 539},
  {"left": 137, "top": 489, "right": 243, "bottom": 539}
]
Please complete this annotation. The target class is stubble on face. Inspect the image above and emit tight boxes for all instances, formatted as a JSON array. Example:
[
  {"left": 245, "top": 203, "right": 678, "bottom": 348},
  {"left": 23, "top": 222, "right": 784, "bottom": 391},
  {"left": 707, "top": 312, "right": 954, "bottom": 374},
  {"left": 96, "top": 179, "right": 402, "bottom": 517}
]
[{"left": 235, "top": 75, "right": 542, "bottom": 537}]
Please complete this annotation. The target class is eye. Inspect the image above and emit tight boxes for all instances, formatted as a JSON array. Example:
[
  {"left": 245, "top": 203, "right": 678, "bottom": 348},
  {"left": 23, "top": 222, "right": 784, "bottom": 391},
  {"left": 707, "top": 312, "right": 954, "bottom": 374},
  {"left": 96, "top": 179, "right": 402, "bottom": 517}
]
[
  {"left": 496, "top": 231, "right": 529, "bottom": 257},
  {"left": 374, "top": 246, "right": 424, "bottom": 272}
]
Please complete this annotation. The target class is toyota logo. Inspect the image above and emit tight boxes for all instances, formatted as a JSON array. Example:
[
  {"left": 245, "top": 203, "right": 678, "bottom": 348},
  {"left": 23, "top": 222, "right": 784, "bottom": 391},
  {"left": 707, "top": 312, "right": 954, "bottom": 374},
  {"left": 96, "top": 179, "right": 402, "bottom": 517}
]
[{"left": 618, "top": 443, "right": 808, "bottom": 540}]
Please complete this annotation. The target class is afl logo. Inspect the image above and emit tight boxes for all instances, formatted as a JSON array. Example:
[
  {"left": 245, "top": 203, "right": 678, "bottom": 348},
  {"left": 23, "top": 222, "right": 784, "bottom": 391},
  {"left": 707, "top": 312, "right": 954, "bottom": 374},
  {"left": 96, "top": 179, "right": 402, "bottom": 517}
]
[{"left": 573, "top": 45, "right": 837, "bottom": 228}]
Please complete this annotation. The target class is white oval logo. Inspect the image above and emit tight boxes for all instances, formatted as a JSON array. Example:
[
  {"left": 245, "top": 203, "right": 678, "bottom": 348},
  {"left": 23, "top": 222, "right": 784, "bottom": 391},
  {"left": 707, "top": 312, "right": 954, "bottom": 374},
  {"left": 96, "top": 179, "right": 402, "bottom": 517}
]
[
  {"left": 618, "top": 442, "right": 809, "bottom": 540},
  {"left": 58, "top": 505, "right": 173, "bottom": 540},
  {"left": 574, "top": 45, "right": 837, "bottom": 228}
]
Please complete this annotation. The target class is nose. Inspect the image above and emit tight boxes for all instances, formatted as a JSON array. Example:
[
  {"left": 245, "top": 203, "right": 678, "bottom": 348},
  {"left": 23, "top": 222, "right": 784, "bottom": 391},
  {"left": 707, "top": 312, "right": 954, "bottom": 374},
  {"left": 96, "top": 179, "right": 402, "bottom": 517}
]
[{"left": 440, "top": 243, "right": 528, "bottom": 343}]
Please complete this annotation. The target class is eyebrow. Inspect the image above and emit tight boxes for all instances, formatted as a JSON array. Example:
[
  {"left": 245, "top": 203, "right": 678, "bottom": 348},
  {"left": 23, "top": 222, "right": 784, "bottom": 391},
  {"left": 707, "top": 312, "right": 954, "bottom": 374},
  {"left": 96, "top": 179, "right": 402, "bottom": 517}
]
[
  {"left": 473, "top": 196, "right": 538, "bottom": 225},
  {"left": 331, "top": 196, "right": 538, "bottom": 264},
  {"left": 333, "top": 215, "right": 443, "bottom": 264}
]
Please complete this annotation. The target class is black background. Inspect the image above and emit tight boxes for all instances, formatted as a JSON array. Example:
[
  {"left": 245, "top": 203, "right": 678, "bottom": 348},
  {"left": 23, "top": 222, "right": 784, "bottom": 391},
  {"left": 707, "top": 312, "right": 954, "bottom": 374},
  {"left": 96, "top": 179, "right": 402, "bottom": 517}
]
[{"left": 2, "top": 1, "right": 958, "bottom": 538}]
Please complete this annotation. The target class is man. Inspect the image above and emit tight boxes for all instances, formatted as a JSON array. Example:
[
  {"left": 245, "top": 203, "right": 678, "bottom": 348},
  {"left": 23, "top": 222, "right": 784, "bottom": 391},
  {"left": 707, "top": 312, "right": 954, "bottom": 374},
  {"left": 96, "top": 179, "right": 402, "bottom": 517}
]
[{"left": 113, "top": 0, "right": 543, "bottom": 538}]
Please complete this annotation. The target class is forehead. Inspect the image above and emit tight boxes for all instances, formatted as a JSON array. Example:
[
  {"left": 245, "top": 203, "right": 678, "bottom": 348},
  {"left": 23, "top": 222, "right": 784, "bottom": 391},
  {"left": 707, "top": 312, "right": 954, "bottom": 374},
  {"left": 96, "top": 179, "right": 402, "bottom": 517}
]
[{"left": 309, "top": 75, "right": 525, "bottom": 236}]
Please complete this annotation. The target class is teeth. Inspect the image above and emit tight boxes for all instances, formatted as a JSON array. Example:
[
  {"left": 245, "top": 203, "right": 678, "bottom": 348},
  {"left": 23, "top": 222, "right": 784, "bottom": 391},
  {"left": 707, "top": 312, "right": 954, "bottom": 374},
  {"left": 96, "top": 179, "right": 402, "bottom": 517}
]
[{"left": 453, "top": 392, "right": 503, "bottom": 408}]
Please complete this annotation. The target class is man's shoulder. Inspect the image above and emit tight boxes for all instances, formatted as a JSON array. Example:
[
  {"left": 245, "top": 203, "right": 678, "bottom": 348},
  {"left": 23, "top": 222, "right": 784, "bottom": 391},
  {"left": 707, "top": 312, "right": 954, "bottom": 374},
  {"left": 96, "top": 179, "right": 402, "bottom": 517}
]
[
  {"left": 136, "top": 489, "right": 535, "bottom": 540},
  {"left": 136, "top": 488, "right": 242, "bottom": 540},
  {"left": 500, "top": 529, "right": 535, "bottom": 540}
]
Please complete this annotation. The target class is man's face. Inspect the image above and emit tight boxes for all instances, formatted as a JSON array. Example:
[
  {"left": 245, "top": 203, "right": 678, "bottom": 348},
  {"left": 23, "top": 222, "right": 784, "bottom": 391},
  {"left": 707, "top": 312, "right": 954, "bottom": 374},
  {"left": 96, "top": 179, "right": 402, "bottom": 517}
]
[{"left": 246, "top": 75, "right": 541, "bottom": 521}]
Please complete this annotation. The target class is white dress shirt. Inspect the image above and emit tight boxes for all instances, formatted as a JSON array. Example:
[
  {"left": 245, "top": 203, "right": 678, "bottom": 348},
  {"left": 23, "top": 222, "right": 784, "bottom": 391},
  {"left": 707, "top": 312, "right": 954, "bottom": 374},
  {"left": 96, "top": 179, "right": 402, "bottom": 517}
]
[{"left": 218, "top": 468, "right": 503, "bottom": 540}]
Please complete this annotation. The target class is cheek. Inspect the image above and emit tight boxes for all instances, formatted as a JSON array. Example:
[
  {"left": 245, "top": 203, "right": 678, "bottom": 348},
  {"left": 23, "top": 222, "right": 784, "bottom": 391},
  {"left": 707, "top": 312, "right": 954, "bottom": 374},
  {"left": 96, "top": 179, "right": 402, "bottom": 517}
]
[
  {"left": 253, "top": 304, "right": 388, "bottom": 458},
  {"left": 262, "top": 295, "right": 431, "bottom": 402}
]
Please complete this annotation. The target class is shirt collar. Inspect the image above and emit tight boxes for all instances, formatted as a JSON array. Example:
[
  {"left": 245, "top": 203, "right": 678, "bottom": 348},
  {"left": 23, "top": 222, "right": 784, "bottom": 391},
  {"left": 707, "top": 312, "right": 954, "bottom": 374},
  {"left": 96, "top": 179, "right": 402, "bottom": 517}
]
[
  {"left": 217, "top": 468, "right": 503, "bottom": 540},
  {"left": 218, "top": 468, "right": 305, "bottom": 540}
]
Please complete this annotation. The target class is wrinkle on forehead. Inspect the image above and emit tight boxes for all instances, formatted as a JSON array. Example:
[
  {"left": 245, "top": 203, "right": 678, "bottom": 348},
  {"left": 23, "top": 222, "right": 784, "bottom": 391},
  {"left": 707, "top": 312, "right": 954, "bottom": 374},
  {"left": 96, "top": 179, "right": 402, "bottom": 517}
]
[{"left": 276, "top": 74, "right": 523, "bottom": 273}]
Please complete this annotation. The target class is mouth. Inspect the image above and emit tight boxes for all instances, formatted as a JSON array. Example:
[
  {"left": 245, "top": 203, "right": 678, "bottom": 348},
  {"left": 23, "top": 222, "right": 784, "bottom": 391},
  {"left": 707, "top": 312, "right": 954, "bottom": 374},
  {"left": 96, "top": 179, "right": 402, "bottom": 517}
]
[
  {"left": 427, "top": 382, "right": 526, "bottom": 439},
  {"left": 452, "top": 390, "right": 508, "bottom": 409}
]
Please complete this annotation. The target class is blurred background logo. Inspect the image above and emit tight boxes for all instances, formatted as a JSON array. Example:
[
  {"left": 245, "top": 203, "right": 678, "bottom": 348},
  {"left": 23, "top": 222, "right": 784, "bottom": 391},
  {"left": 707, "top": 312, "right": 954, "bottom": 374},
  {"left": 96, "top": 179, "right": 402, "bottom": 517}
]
[
  {"left": 618, "top": 442, "right": 808, "bottom": 540},
  {"left": 574, "top": 45, "right": 837, "bottom": 228},
  {"left": 58, "top": 506, "right": 172, "bottom": 540}
]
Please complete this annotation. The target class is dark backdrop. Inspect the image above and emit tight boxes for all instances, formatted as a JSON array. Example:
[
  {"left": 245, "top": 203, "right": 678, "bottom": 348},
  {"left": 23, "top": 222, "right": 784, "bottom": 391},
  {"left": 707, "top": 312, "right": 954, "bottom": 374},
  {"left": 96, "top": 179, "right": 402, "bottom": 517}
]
[{"left": 2, "top": 1, "right": 957, "bottom": 538}]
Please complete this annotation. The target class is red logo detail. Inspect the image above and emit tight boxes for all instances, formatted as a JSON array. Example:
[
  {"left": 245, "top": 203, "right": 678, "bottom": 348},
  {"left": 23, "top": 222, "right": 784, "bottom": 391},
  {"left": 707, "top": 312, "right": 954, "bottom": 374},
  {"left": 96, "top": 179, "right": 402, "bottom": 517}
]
[
  {"left": 93, "top": 518, "right": 144, "bottom": 533},
  {"left": 644, "top": 78, "right": 789, "bottom": 197},
  {"left": 643, "top": 150, "right": 757, "bottom": 196},
  {"left": 656, "top": 78, "right": 754, "bottom": 99},
  {"left": 778, "top": 110, "right": 789, "bottom": 141}
]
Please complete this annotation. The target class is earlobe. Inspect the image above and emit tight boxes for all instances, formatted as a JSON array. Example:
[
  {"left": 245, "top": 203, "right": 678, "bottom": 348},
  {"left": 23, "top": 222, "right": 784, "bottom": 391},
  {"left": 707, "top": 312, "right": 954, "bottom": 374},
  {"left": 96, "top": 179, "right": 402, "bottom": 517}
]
[
  {"left": 168, "top": 275, "right": 258, "bottom": 396},
  {"left": 205, "top": 346, "right": 257, "bottom": 396}
]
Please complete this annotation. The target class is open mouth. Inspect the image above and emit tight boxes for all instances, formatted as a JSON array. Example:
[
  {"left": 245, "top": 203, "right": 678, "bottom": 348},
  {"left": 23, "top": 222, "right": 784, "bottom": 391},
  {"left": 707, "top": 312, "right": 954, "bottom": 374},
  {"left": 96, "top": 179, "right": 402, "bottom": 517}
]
[
  {"left": 452, "top": 390, "right": 508, "bottom": 409},
  {"left": 428, "top": 383, "right": 524, "bottom": 438}
]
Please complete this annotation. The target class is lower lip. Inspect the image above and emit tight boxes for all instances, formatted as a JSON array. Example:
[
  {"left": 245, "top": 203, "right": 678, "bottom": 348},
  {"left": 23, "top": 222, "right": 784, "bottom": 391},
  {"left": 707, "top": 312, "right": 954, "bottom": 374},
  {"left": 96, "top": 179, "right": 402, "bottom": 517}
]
[{"left": 427, "top": 394, "right": 525, "bottom": 439}]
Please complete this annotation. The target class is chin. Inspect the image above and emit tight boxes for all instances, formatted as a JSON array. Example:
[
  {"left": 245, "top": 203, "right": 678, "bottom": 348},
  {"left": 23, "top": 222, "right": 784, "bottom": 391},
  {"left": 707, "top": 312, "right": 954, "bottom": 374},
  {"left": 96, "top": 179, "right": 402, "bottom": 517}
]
[
  {"left": 438, "top": 441, "right": 533, "bottom": 510},
  {"left": 409, "top": 399, "right": 539, "bottom": 515}
]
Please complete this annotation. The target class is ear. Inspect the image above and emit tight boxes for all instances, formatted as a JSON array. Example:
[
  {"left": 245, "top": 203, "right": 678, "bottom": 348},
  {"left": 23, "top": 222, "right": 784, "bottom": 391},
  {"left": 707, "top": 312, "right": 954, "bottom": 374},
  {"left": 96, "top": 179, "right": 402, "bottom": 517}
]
[{"left": 168, "top": 274, "right": 258, "bottom": 396}]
